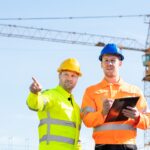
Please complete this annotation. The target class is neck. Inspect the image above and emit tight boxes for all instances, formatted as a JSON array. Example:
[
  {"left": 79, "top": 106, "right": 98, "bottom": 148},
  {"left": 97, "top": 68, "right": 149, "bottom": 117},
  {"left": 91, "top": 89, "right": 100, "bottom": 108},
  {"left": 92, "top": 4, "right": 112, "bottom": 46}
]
[
  {"left": 104, "top": 75, "right": 120, "bottom": 83},
  {"left": 59, "top": 84, "right": 72, "bottom": 93},
  {"left": 66, "top": 89, "right": 72, "bottom": 93}
]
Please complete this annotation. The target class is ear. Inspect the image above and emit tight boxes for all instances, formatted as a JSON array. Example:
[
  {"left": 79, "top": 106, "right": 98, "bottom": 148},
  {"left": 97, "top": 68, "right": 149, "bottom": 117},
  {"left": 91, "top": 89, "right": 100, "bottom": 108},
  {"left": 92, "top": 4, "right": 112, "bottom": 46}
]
[
  {"left": 58, "top": 72, "right": 61, "bottom": 79},
  {"left": 100, "top": 62, "right": 103, "bottom": 68},
  {"left": 119, "top": 61, "right": 122, "bottom": 67}
]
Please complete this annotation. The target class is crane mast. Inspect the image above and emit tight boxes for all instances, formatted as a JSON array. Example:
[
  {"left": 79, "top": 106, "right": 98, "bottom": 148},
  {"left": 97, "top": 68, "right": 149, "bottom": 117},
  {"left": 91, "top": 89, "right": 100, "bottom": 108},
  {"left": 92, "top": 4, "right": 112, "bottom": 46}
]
[{"left": 142, "top": 18, "right": 150, "bottom": 150}]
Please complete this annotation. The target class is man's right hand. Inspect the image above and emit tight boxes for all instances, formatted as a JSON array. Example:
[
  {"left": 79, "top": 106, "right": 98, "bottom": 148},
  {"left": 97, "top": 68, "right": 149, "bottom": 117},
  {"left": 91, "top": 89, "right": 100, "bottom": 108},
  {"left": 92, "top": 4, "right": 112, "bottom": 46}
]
[
  {"left": 29, "top": 77, "right": 42, "bottom": 94},
  {"left": 102, "top": 99, "right": 114, "bottom": 116}
]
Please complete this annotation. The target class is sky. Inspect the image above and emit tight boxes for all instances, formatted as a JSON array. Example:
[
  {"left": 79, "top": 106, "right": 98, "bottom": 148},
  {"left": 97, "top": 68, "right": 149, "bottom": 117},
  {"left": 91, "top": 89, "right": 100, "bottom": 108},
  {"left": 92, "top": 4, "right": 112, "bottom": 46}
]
[{"left": 0, "top": 0, "right": 150, "bottom": 150}]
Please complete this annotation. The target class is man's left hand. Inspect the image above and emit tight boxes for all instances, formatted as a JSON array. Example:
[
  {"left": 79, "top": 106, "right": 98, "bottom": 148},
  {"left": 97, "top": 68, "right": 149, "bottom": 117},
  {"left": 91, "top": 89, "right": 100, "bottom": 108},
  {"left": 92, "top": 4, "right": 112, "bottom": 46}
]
[{"left": 122, "top": 106, "right": 140, "bottom": 121}]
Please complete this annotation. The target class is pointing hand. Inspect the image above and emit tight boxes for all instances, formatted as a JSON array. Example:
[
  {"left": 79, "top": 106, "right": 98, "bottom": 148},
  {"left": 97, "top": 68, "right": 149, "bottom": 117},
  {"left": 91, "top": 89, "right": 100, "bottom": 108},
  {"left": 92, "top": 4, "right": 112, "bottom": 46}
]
[{"left": 29, "top": 77, "right": 42, "bottom": 94}]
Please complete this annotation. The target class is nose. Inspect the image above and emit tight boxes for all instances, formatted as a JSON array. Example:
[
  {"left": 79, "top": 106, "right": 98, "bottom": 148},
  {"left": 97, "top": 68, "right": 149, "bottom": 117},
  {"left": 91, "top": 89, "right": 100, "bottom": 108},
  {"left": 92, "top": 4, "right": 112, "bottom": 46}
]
[
  {"left": 106, "top": 60, "right": 113, "bottom": 65},
  {"left": 67, "top": 75, "right": 73, "bottom": 80}
]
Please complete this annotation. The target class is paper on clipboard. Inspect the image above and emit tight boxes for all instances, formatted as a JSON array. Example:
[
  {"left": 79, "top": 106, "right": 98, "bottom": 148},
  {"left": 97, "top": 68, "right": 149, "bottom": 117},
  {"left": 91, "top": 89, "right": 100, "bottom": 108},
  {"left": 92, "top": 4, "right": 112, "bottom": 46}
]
[{"left": 104, "top": 96, "right": 140, "bottom": 123}]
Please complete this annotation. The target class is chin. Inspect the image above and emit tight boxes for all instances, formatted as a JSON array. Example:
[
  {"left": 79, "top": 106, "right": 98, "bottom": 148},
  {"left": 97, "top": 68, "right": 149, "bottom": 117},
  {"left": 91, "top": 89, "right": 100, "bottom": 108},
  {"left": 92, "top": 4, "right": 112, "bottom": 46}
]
[{"left": 106, "top": 73, "right": 115, "bottom": 77}]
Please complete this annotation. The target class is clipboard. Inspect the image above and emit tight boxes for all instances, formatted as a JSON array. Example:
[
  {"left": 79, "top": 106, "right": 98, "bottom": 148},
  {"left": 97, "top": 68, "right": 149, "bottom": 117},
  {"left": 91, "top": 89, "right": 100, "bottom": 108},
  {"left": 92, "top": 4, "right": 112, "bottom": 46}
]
[{"left": 104, "top": 96, "right": 139, "bottom": 123}]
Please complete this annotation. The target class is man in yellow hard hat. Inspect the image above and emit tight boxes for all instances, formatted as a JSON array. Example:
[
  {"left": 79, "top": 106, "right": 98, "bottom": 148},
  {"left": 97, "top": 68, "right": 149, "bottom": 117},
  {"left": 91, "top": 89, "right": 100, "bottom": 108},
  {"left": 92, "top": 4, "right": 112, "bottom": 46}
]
[{"left": 26, "top": 58, "right": 82, "bottom": 150}]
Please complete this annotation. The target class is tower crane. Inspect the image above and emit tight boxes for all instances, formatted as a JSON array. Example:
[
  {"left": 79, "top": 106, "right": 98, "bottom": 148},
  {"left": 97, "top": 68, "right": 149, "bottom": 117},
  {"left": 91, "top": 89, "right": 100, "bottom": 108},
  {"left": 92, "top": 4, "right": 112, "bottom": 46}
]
[
  {"left": 0, "top": 23, "right": 150, "bottom": 149},
  {"left": 0, "top": 24, "right": 145, "bottom": 51},
  {"left": 142, "top": 18, "right": 150, "bottom": 150}
]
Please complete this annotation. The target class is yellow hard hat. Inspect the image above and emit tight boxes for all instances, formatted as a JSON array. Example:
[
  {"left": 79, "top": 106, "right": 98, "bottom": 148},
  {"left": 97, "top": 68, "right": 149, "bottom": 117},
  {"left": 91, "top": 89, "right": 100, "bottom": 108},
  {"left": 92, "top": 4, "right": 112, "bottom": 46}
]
[{"left": 57, "top": 58, "right": 82, "bottom": 76}]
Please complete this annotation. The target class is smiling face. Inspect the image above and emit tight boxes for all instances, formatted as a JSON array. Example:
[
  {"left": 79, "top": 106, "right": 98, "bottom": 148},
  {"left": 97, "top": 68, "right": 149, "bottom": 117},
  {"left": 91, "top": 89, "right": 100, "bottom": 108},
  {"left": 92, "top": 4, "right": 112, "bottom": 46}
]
[
  {"left": 101, "top": 54, "right": 122, "bottom": 78},
  {"left": 59, "top": 70, "right": 79, "bottom": 93}
]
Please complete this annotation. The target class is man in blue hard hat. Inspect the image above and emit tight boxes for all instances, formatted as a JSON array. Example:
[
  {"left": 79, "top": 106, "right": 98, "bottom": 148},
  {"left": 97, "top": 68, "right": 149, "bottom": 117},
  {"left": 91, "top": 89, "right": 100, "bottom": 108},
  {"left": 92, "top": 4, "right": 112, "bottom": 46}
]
[
  {"left": 99, "top": 43, "right": 124, "bottom": 61},
  {"left": 81, "top": 43, "right": 150, "bottom": 150}
]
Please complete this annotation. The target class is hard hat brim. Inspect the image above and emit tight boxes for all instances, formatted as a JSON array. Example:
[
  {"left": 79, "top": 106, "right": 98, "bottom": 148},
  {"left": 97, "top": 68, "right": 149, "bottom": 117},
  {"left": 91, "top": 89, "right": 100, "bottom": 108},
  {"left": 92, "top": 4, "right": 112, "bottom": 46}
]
[{"left": 99, "top": 54, "right": 124, "bottom": 61}]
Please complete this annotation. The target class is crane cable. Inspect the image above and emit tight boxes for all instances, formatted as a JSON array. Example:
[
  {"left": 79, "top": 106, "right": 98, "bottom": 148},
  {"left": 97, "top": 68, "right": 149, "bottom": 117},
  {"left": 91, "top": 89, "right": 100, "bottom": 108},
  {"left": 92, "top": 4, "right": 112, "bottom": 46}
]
[{"left": 0, "top": 14, "right": 149, "bottom": 21}]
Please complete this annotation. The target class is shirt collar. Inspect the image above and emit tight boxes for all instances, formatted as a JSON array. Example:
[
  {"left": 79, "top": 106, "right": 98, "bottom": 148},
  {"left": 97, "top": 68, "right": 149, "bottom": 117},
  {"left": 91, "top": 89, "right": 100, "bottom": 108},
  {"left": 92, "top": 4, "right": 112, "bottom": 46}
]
[
  {"left": 100, "top": 77, "right": 125, "bottom": 88},
  {"left": 56, "top": 85, "right": 72, "bottom": 99}
]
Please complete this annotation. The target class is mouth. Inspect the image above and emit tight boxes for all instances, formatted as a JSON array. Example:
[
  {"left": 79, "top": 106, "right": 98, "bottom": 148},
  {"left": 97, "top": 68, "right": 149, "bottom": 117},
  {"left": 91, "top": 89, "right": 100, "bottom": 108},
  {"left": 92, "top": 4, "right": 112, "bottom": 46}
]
[
  {"left": 106, "top": 68, "right": 113, "bottom": 71},
  {"left": 65, "top": 81, "right": 73, "bottom": 86}
]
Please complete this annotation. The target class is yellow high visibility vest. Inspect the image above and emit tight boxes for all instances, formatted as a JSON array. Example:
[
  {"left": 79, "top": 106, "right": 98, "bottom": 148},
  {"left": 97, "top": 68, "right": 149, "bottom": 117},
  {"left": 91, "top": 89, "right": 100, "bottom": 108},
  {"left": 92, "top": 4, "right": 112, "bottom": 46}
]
[{"left": 27, "top": 85, "right": 81, "bottom": 150}]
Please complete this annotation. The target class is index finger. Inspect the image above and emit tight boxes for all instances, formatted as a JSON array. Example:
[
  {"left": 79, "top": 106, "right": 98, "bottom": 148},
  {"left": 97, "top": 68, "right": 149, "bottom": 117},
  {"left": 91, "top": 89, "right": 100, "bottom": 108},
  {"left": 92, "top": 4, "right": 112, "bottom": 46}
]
[{"left": 32, "top": 76, "right": 39, "bottom": 84}]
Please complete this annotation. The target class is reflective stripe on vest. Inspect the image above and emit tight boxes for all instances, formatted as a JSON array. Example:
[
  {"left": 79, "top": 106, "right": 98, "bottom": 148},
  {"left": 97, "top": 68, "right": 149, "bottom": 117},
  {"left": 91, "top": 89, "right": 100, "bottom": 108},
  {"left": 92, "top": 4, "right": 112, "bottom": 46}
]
[
  {"left": 42, "top": 97, "right": 49, "bottom": 110},
  {"left": 39, "top": 118, "right": 76, "bottom": 128},
  {"left": 40, "top": 135, "right": 75, "bottom": 145},
  {"left": 39, "top": 112, "right": 79, "bottom": 145},
  {"left": 94, "top": 124, "right": 136, "bottom": 132},
  {"left": 81, "top": 106, "right": 95, "bottom": 116}
]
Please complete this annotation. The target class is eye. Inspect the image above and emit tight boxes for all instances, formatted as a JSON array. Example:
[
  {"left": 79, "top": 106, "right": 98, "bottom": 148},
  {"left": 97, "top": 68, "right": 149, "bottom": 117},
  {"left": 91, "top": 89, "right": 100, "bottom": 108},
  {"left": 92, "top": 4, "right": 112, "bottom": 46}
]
[
  {"left": 102, "top": 59, "right": 117, "bottom": 64},
  {"left": 103, "top": 59, "right": 109, "bottom": 63},
  {"left": 62, "top": 72, "right": 69, "bottom": 77},
  {"left": 111, "top": 60, "right": 116, "bottom": 64},
  {"left": 72, "top": 74, "right": 78, "bottom": 78}
]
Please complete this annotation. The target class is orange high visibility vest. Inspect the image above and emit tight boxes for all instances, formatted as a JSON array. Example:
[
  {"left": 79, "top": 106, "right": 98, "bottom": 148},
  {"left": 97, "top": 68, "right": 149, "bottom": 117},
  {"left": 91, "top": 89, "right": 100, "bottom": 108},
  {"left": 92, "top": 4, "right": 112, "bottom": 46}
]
[{"left": 81, "top": 78, "right": 150, "bottom": 144}]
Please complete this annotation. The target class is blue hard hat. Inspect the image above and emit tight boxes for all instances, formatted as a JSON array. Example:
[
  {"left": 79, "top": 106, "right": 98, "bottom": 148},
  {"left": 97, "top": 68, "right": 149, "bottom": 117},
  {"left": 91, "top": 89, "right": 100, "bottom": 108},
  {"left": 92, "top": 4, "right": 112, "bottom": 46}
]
[{"left": 99, "top": 43, "right": 124, "bottom": 61}]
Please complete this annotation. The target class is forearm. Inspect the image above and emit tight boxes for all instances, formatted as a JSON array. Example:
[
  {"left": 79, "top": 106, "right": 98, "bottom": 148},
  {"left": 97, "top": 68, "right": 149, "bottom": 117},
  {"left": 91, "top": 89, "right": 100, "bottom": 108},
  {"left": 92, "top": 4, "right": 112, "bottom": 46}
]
[
  {"left": 135, "top": 112, "right": 150, "bottom": 129},
  {"left": 81, "top": 110, "right": 104, "bottom": 127},
  {"left": 26, "top": 92, "right": 44, "bottom": 111}
]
